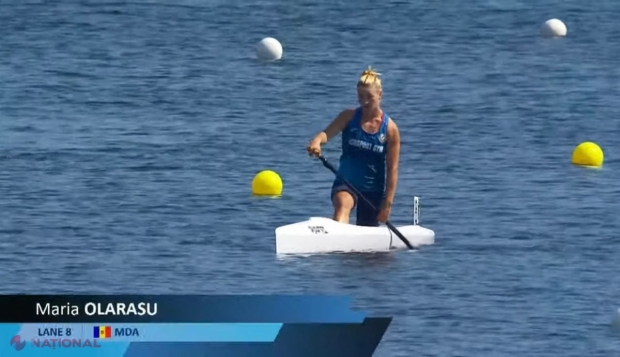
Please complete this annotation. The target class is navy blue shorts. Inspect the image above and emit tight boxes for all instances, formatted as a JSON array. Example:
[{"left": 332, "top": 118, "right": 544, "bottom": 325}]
[{"left": 331, "top": 182, "right": 385, "bottom": 227}]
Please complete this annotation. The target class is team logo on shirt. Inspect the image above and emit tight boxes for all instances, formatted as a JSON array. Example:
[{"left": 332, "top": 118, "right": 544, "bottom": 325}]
[{"left": 379, "top": 134, "right": 386, "bottom": 143}]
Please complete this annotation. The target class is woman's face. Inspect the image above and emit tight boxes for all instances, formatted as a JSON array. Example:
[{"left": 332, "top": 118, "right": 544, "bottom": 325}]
[{"left": 357, "top": 85, "right": 382, "bottom": 111}]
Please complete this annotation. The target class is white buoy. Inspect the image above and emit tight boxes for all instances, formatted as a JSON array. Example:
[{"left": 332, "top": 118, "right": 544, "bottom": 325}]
[
  {"left": 256, "top": 37, "right": 283, "bottom": 61},
  {"left": 541, "top": 18, "right": 567, "bottom": 38}
]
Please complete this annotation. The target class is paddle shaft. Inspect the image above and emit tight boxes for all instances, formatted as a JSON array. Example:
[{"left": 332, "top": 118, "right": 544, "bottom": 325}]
[{"left": 317, "top": 155, "right": 414, "bottom": 250}]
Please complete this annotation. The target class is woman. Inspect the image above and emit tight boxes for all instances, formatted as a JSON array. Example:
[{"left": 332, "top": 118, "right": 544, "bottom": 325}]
[{"left": 306, "top": 66, "right": 401, "bottom": 226}]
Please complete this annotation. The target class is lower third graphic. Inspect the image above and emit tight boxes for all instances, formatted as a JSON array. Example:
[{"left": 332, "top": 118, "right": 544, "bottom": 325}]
[{"left": 10, "top": 335, "right": 26, "bottom": 351}]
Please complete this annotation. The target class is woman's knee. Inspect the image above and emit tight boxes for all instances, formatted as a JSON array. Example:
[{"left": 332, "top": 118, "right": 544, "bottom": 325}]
[
  {"left": 332, "top": 190, "right": 355, "bottom": 210},
  {"left": 331, "top": 191, "right": 354, "bottom": 223}
]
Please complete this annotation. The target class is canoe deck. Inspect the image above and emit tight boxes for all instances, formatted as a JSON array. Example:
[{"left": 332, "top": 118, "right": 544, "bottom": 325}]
[{"left": 275, "top": 217, "right": 435, "bottom": 255}]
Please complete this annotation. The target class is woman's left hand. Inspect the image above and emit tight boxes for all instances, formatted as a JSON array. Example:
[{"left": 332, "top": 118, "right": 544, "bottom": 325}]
[{"left": 377, "top": 201, "right": 392, "bottom": 223}]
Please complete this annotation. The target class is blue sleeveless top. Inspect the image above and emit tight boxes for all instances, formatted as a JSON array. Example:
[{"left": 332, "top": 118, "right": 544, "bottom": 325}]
[{"left": 337, "top": 108, "right": 389, "bottom": 193}]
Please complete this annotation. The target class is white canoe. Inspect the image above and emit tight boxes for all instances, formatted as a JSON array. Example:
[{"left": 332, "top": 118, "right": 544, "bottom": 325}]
[{"left": 275, "top": 196, "right": 435, "bottom": 254}]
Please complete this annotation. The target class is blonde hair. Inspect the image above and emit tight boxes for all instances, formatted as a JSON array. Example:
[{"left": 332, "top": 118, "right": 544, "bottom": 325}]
[{"left": 358, "top": 66, "right": 382, "bottom": 89}]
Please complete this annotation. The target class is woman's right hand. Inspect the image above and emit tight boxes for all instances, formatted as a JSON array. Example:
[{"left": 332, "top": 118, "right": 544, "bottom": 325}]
[{"left": 306, "top": 137, "right": 322, "bottom": 157}]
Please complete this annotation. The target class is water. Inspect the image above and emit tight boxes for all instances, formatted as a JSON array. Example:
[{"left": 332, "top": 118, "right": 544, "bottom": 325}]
[{"left": 1, "top": 0, "right": 619, "bottom": 355}]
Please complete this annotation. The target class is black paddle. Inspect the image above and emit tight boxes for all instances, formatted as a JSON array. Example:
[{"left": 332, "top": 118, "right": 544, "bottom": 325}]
[{"left": 316, "top": 155, "right": 414, "bottom": 250}]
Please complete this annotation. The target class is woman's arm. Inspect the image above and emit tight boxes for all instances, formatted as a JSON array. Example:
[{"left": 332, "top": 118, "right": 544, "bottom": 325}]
[
  {"left": 310, "top": 109, "right": 356, "bottom": 144},
  {"left": 307, "top": 109, "right": 355, "bottom": 157},
  {"left": 385, "top": 119, "right": 400, "bottom": 205}
]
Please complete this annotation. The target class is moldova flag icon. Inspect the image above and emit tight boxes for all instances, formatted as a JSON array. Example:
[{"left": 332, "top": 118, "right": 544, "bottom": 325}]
[{"left": 94, "top": 326, "right": 112, "bottom": 339}]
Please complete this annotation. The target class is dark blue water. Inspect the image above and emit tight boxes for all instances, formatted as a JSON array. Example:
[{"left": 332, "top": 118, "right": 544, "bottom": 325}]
[{"left": 1, "top": 1, "right": 619, "bottom": 355}]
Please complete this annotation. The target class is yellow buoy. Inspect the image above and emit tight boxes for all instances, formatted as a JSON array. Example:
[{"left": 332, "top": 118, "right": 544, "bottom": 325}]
[
  {"left": 252, "top": 170, "right": 283, "bottom": 196},
  {"left": 571, "top": 142, "right": 604, "bottom": 167}
]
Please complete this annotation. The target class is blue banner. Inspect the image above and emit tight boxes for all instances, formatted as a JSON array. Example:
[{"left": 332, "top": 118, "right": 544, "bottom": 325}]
[{"left": 0, "top": 295, "right": 391, "bottom": 356}]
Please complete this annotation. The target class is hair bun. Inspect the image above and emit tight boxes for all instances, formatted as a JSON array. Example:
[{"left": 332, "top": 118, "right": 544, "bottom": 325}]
[
  {"left": 358, "top": 66, "right": 382, "bottom": 86},
  {"left": 361, "top": 66, "right": 380, "bottom": 77}
]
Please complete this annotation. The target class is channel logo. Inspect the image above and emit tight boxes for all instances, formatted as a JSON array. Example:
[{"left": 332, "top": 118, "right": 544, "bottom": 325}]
[{"left": 10, "top": 335, "right": 26, "bottom": 351}]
